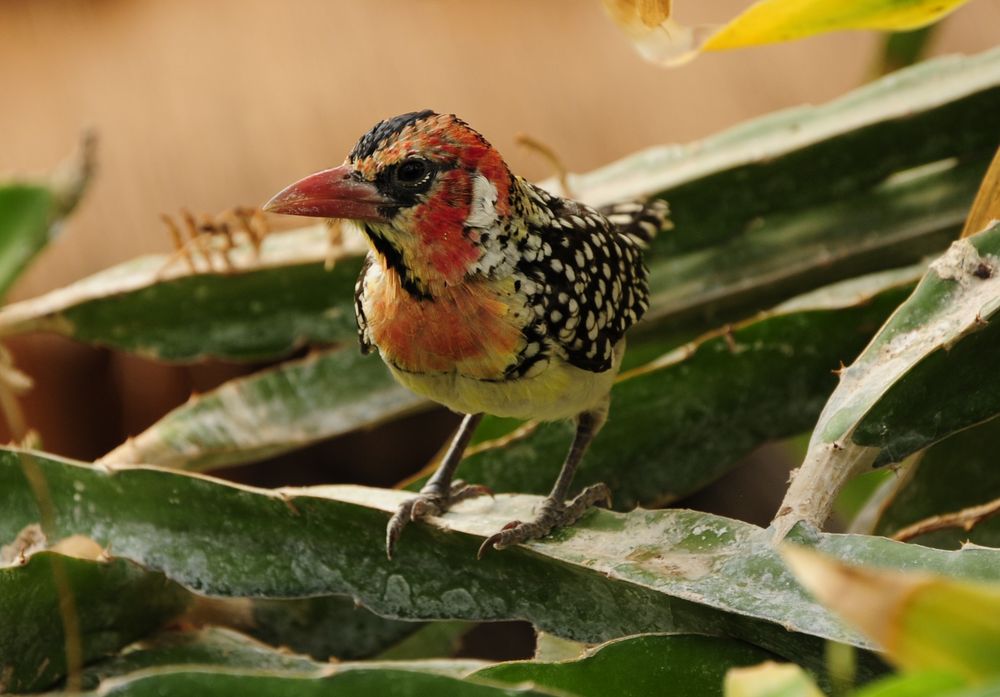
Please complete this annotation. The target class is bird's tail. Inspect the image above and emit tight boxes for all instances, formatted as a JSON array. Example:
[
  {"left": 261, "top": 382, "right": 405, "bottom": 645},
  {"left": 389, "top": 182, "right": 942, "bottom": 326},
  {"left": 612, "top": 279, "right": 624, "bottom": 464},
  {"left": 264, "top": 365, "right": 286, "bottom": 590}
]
[{"left": 600, "top": 198, "right": 672, "bottom": 248}]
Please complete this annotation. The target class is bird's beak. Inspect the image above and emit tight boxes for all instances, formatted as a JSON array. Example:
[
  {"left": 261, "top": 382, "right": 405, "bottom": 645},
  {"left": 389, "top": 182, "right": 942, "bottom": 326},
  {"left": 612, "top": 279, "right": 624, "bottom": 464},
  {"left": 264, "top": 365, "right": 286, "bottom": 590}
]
[{"left": 263, "top": 165, "right": 392, "bottom": 222}]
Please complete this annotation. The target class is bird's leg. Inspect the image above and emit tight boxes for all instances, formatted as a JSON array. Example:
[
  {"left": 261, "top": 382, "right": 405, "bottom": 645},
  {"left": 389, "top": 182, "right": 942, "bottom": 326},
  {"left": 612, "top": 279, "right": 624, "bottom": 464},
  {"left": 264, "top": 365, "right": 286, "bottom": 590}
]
[
  {"left": 478, "top": 407, "right": 611, "bottom": 558},
  {"left": 386, "top": 412, "right": 489, "bottom": 559}
]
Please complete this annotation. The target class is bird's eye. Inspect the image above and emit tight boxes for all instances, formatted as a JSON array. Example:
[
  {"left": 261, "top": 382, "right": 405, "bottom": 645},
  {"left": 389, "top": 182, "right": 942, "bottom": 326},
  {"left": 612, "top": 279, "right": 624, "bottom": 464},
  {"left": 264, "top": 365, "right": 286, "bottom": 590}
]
[{"left": 392, "top": 158, "right": 433, "bottom": 188}]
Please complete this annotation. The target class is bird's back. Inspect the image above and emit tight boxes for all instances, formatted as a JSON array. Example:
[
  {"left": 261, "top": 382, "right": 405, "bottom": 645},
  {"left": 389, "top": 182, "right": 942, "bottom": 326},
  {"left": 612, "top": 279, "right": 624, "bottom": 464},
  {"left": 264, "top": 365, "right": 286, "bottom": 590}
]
[{"left": 504, "top": 181, "right": 669, "bottom": 377}]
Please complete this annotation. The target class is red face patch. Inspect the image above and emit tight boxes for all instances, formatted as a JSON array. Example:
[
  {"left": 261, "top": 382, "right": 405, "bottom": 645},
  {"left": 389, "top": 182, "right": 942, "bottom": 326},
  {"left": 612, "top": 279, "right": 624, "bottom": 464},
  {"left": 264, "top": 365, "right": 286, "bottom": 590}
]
[
  {"left": 356, "top": 113, "right": 513, "bottom": 286},
  {"left": 408, "top": 169, "right": 480, "bottom": 284}
]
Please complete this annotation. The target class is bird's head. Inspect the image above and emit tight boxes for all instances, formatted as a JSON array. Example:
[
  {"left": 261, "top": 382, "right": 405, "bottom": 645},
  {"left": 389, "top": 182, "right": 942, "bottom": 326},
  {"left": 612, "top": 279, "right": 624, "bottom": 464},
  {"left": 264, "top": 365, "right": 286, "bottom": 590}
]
[{"left": 265, "top": 111, "right": 514, "bottom": 294}]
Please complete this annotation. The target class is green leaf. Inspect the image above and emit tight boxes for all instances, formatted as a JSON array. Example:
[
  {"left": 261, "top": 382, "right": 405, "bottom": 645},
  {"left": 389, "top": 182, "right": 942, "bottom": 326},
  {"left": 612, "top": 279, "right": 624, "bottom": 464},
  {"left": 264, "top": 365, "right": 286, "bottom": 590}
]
[
  {"left": 640, "top": 154, "right": 976, "bottom": 333},
  {"left": 0, "top": 186, "right": 55, "bottom": 298},
  {"left": 723, "top": 661, "right": 824, "bottom": 697},
  {"left": 0, "top": 225, "right": 362, "bottom": 362},
  {"left": 0, "top": 550, "right": 189, "bottom": 693},
  {"left": 83, "top": 671, "right": 563, "bottom": 697},
  {"left": 774, "top": 221, "right": 1000, "bottom": 536},
  {"left": 852, "top": 224, "right": 1000, "bottom": 461},
  {"left": 79, "top": 627, "right": 335, "bottom": 688},
  {"left": 577, "top": 45, "right": 998, "bottom": 263},
  {"left": 854, "top": 673, "right": 999, "bottom": 697},
  {"left": 10, "top": 449, "right": 1000, "bottom": 681},
  {"left": 80, "top": 636, "right": 548, "bottom": 697},
  {"left": 476, "top": 634, "right": 776, "bottom": 697},
  {"left": 1, "top": 553, "right": 449, "bottom": 688},
  {"left": 874, "top": 25, "right": 936, "bottom": 76},
  {"left": 99, "top": 346, "right": 428, "bottom": 470},
  {"left": 375, "top": 621, "right": 473, "bottom": 661},
  {"left": 872, "top": 417, "right": 1000, "bottom": 549},
  {"left": 572, "top": 47, "right": 998, "bottom": 334},
  {"left": 78, "top": 626, "right": 489, "bottom": 687},
  {"left": 247, "top": 594, "right": 423, "bottom": 662},
  {"left": 0, "top": 134, "right": 94, "bottom": 298},
  {"left": 84, "top": 628, "right": 775, "bottom": 697},
  {"left": 412, "top": 266, "right": 918, "bottom": 508},
  {"left": 114, "top": 588, "right": 430, "bottom": 665}
]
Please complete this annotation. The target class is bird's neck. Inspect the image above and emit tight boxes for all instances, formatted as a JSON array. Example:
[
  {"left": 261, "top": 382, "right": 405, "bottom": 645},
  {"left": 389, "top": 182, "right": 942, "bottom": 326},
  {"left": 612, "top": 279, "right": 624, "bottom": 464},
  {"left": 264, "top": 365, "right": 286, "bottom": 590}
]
[
  {"left": 363, "top": 204, "right": 526, "bottom": 298},
  {"left": 364, "top": 219, "right": 482, "bottom": 298},
  {"left": 360, "top": 257, "right": 523, "bottom": 378}
]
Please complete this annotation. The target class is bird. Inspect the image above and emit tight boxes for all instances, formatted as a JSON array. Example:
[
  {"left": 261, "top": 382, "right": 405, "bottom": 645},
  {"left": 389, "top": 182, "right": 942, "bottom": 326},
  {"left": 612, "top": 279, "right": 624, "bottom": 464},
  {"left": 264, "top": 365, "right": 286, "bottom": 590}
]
[{"left": 264, "top": 110, "right": 669, "bottom": 559}]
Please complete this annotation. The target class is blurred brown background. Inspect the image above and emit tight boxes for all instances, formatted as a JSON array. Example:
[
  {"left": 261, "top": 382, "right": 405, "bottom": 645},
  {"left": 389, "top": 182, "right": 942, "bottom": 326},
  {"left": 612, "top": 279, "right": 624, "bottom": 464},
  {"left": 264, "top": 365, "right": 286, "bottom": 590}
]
[{"left": 1, "top": 0, "right": 998, "bottom": 480}]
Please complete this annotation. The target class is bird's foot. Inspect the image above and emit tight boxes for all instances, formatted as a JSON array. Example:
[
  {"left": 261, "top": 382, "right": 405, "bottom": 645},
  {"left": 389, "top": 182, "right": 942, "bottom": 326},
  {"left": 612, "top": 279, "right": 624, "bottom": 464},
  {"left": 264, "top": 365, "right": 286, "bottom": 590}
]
[
  {"left": 386, "top": 480, "right": 492, "bottom": 559},
  {"left": 477, "top": 483, "right": 611, "bottom": 559}
]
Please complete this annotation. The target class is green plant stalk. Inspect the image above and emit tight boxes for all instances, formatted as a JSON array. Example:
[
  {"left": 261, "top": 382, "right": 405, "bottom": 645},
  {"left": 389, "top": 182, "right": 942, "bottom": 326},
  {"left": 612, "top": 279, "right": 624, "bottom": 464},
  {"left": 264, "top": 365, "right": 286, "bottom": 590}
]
[
  {"left": 773, "top": 222, "right": 1000, "bottom": 537},
  {"left": 15, "top": 453, "right": 84, "bottom": 691}
]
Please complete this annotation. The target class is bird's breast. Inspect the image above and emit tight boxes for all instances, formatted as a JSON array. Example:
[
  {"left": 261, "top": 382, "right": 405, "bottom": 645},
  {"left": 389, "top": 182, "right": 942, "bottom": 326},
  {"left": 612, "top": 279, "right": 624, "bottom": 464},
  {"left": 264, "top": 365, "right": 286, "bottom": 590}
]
[{"left": 361, "top": 261, "right": 526, "bottom": 379}]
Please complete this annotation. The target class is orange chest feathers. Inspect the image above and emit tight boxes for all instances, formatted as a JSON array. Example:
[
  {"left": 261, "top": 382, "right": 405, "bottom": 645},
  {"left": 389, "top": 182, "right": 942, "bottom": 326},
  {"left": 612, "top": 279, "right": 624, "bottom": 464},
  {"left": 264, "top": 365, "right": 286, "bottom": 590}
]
[{"left": 360, "top": 261, "right": 526, "bottom": 379}]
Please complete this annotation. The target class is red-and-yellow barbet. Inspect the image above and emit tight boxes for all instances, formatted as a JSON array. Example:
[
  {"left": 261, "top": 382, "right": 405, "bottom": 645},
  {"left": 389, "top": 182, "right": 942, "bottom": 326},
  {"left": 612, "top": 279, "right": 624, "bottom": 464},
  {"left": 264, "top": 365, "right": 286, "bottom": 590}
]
[{"left": 265, "top": 111, "right": 669, "bottom": 559}]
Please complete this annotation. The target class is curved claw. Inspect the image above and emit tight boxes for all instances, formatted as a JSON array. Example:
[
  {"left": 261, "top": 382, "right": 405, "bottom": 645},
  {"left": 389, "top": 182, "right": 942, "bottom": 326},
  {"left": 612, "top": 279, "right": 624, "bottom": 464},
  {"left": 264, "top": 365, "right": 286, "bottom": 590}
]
[
  {"left": 476, "top": 535, "right": 500, "bottom": 560},
  {"left": 385, "top": 499, "right": 417, "bottom": 560},
  {"left": 477, "top": 521, "right": 521, "bottom": 559},
  {"left": 590, "top": 484, "right": 613, "bottom": 510},
  {"left": 386, "top": 481, "right": 494, "bottom": 560},
  {"left": 476, "top": 482, "right": 613, "bottom": 560}
]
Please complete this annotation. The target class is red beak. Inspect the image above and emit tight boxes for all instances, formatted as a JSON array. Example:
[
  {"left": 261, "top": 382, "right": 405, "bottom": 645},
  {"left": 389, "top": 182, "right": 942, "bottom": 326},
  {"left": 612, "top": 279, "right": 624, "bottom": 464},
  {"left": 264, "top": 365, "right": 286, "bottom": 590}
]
[{"left": 263, "top": 165, "right": 392, "bottom": 221}]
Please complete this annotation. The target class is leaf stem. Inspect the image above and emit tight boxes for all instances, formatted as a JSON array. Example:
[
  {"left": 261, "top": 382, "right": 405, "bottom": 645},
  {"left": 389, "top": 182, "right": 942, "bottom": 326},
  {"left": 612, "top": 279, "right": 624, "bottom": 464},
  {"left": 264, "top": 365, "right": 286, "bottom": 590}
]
[
  {"left": 17, "top": 453, "right": 84, "bottom": 691},
  {"left": 892, "top": 496, "right": 1000, "bottom": 542},
  {"left": 771, "top": 439, "right": 877, "bottom": 539}
]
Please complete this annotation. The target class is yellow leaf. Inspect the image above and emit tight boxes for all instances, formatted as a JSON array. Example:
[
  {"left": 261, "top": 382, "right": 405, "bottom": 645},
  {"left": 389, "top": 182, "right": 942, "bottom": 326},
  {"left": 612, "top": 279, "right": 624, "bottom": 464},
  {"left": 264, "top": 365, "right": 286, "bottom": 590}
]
[
  {"left": 704, "top": 0, "right": 973, "bottom": 51},
  {"left": 602, "top": 0, "right": 673, "bottom": 28},
  {"left": 961, "top": 146, "right": 1000, "bottom": 239},
  {"left": 783, "top": 545, "right": 1000, "bottom": 682}
]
